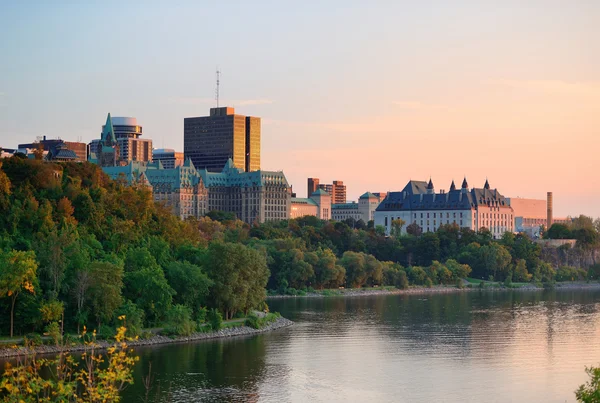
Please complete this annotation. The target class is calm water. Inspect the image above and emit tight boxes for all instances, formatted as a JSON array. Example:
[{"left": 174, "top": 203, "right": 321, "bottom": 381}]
[{"left": 121, "top": 290, "right": 600, "bottom": 402}]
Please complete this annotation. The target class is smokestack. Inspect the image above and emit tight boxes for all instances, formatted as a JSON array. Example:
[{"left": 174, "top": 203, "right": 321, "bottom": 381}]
[{"left": 547, "top": 192, "right": 553, "bottom": 229}]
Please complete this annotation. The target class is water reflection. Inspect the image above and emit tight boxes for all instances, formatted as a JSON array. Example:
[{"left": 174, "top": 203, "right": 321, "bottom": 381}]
[{"left": 118, "top": 290, "right": 600, "bottom": 402}]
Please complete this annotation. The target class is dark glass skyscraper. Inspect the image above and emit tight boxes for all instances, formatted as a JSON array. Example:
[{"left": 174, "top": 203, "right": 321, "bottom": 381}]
[{"left": 184, "top": 107, "right": 261, "bottom": 172}]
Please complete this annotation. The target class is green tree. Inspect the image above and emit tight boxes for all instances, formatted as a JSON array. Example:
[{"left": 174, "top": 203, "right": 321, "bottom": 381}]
[
  {"left": 478, "top": 243, "right": 512, "bottom": 281},
  {"left": 124, "top": 265, "right": 174, "bottom": 325},
  {"left": 576, "top": 365, "right": 600, "bottom": 402},
  {"left": 88, "top": 261, "right": 124, "bottom": 327},
  {"left": 165, "top": 261, "right": 212, "bottom": 317},
  {"left": 204, "top": 242, "right": 269, "bottom": 319},
  {"left": 513, "top": 259, "right": 532, "bottom": 282},
  {"left": 341, "top": 251, "right": 367, "bottom": 288},
  {"left": 0, "top": 250, "right": 38, "bottom": 337}
]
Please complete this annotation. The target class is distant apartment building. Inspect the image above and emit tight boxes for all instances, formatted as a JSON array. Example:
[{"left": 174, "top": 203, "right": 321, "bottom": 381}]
[
  {"left": 375, "top": 178, "right": 514, "bottom": 238},
  {"left": 153, "top": 148, "right": 184, "bottom": 169},
  {"left": 198, "top": 159, "right": 290, "bottom": 224},
  {"left": 18, "top": 136, "right": 87, "bottom": 162},
  {"left": 307, "top": 178, "right": 346, "bottom": 203},
  {"left": 89, "top": 114, "right": 152, "bottom": 166},
  {"left": 184, "top": 107, "right": 260, "bottom": 173},
  {"left": 332, "top": 192, "right": 381, "bottom": 223}
]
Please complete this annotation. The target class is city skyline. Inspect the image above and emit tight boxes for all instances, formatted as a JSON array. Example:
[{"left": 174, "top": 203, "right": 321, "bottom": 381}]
[{"left": 0, "top": 1, "right": 598, "bottom": 217}]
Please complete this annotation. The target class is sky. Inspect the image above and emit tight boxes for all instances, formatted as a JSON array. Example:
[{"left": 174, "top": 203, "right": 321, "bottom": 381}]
[{"left": 0, "top": 1, "right": 598, "bottom": 217}]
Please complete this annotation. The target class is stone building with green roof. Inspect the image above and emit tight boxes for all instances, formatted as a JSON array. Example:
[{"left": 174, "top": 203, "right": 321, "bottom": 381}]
[
  {"left": 103, "top": 159, "right": 208, "bottom": 220},
  {"left": 331, "top": 191, "right": 381, "bottom": 224},
  {"left": 197, "top": 159, "right": 291, "bottom": 224}
]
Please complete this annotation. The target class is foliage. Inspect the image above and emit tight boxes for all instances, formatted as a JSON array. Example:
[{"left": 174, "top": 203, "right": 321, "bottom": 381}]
[
  {"left": 0, "top": 321, "right": 138, "bottom": 402},
  {"left": 245, "top": 312, "right": 279, "bottom": 329},
  {"left": 576, "top": 365, "right": 600, "bottom": 402},
  {"left": 207, "top": 308, "right": 223, "bottom": 331},
  {"left": 0, "top": 250, "right": 38, "bottom": 337},
  {"left": 164, "top": 304, "right": 196, "bottom": 336}
]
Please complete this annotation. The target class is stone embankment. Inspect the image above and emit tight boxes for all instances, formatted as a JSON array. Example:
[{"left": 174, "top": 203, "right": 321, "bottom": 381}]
[
  {"left": 267, "top": 282, "right": 600, "bottom": 299},
  {"left": 0, "top": 316, "right": 294, "bottom": 359}
]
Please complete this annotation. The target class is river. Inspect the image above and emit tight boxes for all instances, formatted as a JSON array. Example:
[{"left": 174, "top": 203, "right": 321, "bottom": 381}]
[{"left": 121, "top": 290, "right": 600, "bottom": 402}]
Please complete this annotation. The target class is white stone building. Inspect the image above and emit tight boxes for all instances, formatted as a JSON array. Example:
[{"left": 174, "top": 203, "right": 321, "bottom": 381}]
[{"left": 374, "top": 178, "right": 514, "bottom": 238}]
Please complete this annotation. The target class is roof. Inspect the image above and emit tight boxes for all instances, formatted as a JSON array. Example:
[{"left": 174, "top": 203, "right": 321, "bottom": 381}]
[
  {"left": 332, "top": 202, "right": 358, "bottom": 209},
  {"left": 403, "top": 180, "right": 429, "bottom": 195},
  {"left": 359, "top": 192, "right": 377, "bottom": 199},
  {"left": 311, "top": 189, "right": 329, "bottom": 196},
  {"left": 52, "top": 148, "right": 77, "bottom": 160},
  {"left": 197, "top": 158, "right": 289, "bottom": 188},
  {"left": 101, "top": 113, "right": 116, "bottom": 145},
  {"left": 376, "top": 179, "right": 511, "bottom": 212},
  {"left": 291, "top": 197, "right": 318, "bottom": 206}
]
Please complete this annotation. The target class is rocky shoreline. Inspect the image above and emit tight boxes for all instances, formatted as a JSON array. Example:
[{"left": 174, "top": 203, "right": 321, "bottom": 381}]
[
  {"left": 0, "top": 317, "right": 294, "bottom": 359},
  {"left": 267, "top": 282, "right": 600, "bottom": 299}
]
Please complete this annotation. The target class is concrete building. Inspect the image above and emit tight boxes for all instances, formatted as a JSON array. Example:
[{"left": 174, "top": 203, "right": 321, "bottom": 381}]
[
  {"left": 89, "top": 114, "right": 152, "bottom": 166},
  {"left": 184, "top": 107, "right": 260, "bottom": 173},
  {"left": 0, "top": 148, "right": 16, "bottom": 158},
  {"left": 331, "top": 192, "right": 381, "bottom": 223},
  {"left": 198, "top": 159, "right": 290, "bottom": 224},
  {"left": 507, "top": 193, "right": 570, "bottom": 237},
  {"left": 291, "top": 189, "right": 332, "bottom": 220},
  {"left": 153, "top": 149, "right": 184, "bottom": 169},
  {"left": 307, "top": 178, "right": 346, "bottom": 203},
  {"left": 18, "top": 136, "right": 87, "bottom": 161},
  {"left": 307, "top": 178, "right": 319, "bottom": 198},
  {"left": 103, "top": 159, "right": 208, "bottom": 220},
  {"left": 290, "top": 198, "right": 318, "bottom": 219},
  {"left": 375, "top": 178, "right": 514, "bottom": 238}
]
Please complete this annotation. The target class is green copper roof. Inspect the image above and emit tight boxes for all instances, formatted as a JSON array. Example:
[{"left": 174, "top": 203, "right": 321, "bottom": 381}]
[
  {"left": 197, "top": 159, "right": 289, "bottom": 188},
  {"left": 359, "top": 192, "right": 377, "bottom": 199},
  {"left": 332, "top": 202, "right": 358, "bottom": 209},
  {"left": 101, "top": 113, "right": 116, "bottom": 145},
  {"left": 311, "top": 189, "right": 329, "bottom": 196},
  {"left": 291, "top": 197, "right": 317, "bottom": 206}
]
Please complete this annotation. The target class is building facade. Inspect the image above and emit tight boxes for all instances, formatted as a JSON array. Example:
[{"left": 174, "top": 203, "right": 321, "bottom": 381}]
[
  {"left": 307, "top": 178, "right": 319, "bottom": 198},
  {"left": 331, "top": 192, "right": 381, "bottom": 223},
  {"left": 102, "top": 160, "right": 208, "bottom": 220},
  {"left": 374, "top": 178, "right": 514, "bottom": 238},
  {"left": 507, "top": 195, "right": 570, "bottom": 238},
  {"left": 184, "top": 107, "right": 261, "bottom": 173},
  {"left": 198, "top": 159, "right": 290, "bottom": 224},
  {"left": 290, "top": 189, "right": 331, "bottom": 220},
  {"left": 153, "top": 148, "right": 184, "bottom": 169},
  {"left": 307, "top": 178, "right": 346, "bottom": 203},
  {"left": 18, "top": 136, "right": 87, "bottom": 162},
  {"left": 89, "top": 114, "right": 152, "bottom": 166}
]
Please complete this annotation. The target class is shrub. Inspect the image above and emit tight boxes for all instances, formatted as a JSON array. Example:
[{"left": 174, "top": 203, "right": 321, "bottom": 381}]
[
  {"left": 116, "top": 300, "right": 145, "bottom": 337},
  {"left": 164, "top": 305, "right": 195, "bottom": 337},
  {"left": 24, "top": 333, "right": 42, "bottom": 347},
  {"left": 208, "top": 309, "right": 223, "bottom": 331},
  {"left": 97, "top": 325, "right": 116, "bottom": 340},
  {"left": 245, "top": 313, "right": 261, "bottom": 329},
  {"left": 479, "top": 280, "right": 485, "bottom": 289},
  {"left": 195, "top": 307, "right": 208, "bottom": 324},
  {"left": 456, "top": 279, "right": 464, "bottom": 289},
  {"left": 425, "top": 278, "right": 433, "bottom": 288},
  {"left": 504, "top": 274, "right": 513, "bottom": 288},
  {"left": 307, "top": 287, "right": 316, "bottom": 293},
  {"left": 45, "top": 322, "right": 61, "bottom": 346}
]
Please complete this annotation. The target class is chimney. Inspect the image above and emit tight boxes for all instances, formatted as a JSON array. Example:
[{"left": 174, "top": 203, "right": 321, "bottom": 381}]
[{"left": 547, "top": 192, "right": 553, "bottom": 229}]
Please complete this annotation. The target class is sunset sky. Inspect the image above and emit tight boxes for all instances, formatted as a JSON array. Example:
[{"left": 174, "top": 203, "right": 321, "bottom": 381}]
[{"left": 1, "top": 1, "right": 598, "bottom": 217}]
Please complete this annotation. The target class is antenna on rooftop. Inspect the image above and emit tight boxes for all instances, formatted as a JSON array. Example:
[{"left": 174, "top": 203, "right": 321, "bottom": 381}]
[{"left": 215, "top": 68, "right": 221, "bottom": 108}]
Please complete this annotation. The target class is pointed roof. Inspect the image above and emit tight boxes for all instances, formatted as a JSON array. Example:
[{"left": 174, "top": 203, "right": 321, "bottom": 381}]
[
  {"left": 101, "top": 113, "right": 116, "bottom": 145},
  {"left": 449, "top": 180, "right": 456, "bottom": 191},
  {"left": 461, "top": 177, "right": 469, "bottom": 189},
  {"left": 427, "top": 178, "right": 434, "bottom": 190},
  {"left": 484, "top": 178, "right": 490, "bottom": 189},
  {"left": 359, "top": 191, "right": 377, "bottom": 199}
]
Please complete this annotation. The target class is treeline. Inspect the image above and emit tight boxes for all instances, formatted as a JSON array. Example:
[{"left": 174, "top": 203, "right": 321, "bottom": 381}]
[
  {"left": 2, "top": 158, "right": 599, "bottom": 338},
  {"left": 0, "top": 158, "right": 267, "bottom": 337}
]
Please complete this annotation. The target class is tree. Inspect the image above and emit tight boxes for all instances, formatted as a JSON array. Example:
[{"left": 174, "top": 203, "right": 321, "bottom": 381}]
[
  {"left": 576, "top": 365, "right": 600, "bottom": 402},
  {"left": 391, "top": 219, "right": 406, "bottom": 238},
  {"left": 546, "top": 223, "right": 572, "bottom": 240},
  {"left": 88, "top": 262, "right": 124, "bottom": 327},
  {"left": 0, "top": 250, "right": 37, "bottom": 337},
  {"left": 406, "top": 223, "right": 423, "bottom": 237},
  {"left": 478, "top": 243, "right": 512, "bottom": 280},
  {"left": 165, "top": 261, "right": 213, "bottom": 317},
  {"left": 204, "top": 242, "right": 269, "bottom": 319},
  {"left": 341, "top": 251, "right": 367, "bottom": 288},
  {"left": 445, "top": 259, "right": 472, "bottom": 280},
  {"left": 513, "top": 259, "right": 532, "bottom": 282},
  {"left": 124, "top": 265, "right": 174, "bottom": 325}
]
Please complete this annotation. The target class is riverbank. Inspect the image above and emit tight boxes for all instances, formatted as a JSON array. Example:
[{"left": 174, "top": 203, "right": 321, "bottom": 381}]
[
  {"left": 0, "top": 316, "right": 293, "bottom": 359},
  {"left": 267, "top": 282, "right": 600, "bottom": 299}
]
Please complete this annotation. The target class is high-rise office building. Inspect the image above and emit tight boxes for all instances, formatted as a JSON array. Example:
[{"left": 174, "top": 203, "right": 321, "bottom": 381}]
[
  {"left": 318, "top": 181, "right": 346, "bottom": 204},
  {"left": 153, "top": 148, "right": 184, "bottom": 169},
  {"left": 307, "top": 178, "right": 320, "bottom": 197},
  {"left": 89, "top": 114, "right": 152, "bottom": 166},
  {"left": 184, "top": 107, "right": 261, "bottom": 173}
]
